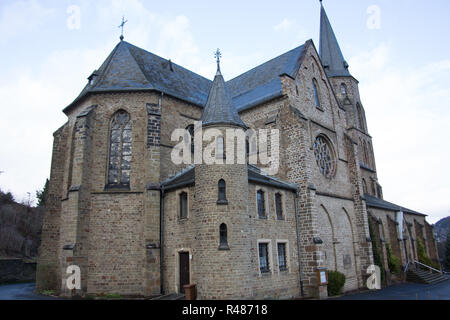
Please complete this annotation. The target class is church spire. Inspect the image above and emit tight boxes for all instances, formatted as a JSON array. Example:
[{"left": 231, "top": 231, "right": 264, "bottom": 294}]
[
  {"left": 201, "top": 49, "right": 247, "bottom": 129},
  {"left": 319, "top": 2, "right": 350, "bottom": 77}
]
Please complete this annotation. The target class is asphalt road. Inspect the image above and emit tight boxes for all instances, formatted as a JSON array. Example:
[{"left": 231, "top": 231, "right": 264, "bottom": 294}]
[
  {"left": 0, "top": 277, "right": 449, "bottom": 300},
  {"left": 336, "top": 275, "right": 450, "bottom": 300},
  {"left": 0, "top": 282, "right": 58, "bottom": 300}
]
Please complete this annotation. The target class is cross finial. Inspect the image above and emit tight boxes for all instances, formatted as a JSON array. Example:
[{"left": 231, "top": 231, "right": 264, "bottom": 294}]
[
  {"left": 118, "top": 16, "right": 128, "bottom": 41},
  {"left": 214, "top": 48, "right": 222, "bottom": 74}
]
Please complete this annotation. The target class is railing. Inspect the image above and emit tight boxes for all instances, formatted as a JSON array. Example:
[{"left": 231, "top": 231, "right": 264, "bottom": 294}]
[
  {"left": 414, "top": 260, "right": 442, "bottom": 274},
  {"left": 404, "top": 261, "right": 410, "bottom": 274}
]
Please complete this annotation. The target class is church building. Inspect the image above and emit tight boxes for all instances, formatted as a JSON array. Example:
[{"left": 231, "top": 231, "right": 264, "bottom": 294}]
[{"left": 36, "top": 3, "right": 440, "bottom": 299}]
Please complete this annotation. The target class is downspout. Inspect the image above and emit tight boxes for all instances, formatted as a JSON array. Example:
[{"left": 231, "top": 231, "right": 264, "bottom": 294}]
[
  {"left": 159, "top": 90, "right": 165, "bottom": 295},
  {"left": 293, "top": 188, "right": 305, "bottom": 297},
  {"left": 160, "top": 185, "right": 165, "bottom": 295}
]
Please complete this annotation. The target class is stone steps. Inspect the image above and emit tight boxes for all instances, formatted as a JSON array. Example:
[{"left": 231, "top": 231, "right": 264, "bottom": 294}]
[{"left": 407, "top": 268, "right": 448, "bottom": 285}]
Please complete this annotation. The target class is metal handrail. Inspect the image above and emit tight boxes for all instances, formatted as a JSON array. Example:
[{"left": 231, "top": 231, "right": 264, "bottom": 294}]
[
  {"left": 404, "top": 261, "right": 410, "bottom": 274},
  {"left": 414, "top": 260, "right": 442, "bottom": 274}
]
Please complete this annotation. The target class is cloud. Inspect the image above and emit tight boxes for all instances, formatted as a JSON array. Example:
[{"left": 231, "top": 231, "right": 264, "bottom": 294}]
[
  {"left": 0, "top": 0, "right": 56, "bottom": 42},
  {"left": 350, "top": 43, "right": 450, "bottom": 223},
  {"left": 274, "top": 18, "right": 309, "bottom": 45},
  {"left": 274, "top": 18, "right": 295, "bottom": 32}
]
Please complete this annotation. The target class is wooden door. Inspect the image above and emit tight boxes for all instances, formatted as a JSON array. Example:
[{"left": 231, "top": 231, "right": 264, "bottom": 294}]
[{"left": 179, "top": 252, "right": 190, "bottom": 293}]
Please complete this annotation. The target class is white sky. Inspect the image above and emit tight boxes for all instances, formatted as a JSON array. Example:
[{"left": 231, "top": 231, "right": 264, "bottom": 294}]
[{"left": 0, "top": 0, "right": 449, "bottom": 223}]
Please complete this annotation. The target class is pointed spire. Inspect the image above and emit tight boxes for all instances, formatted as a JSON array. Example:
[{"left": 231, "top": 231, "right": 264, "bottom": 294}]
[
  {"left": 201, "top": 50, "right": 247, "bottom": 129},
  {"left": 319, "top": 2, "right": 351, "bottom": 77}
]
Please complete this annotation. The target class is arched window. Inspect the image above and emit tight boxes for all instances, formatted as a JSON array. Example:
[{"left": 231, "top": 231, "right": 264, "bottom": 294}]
[
  {"left": 312, "top": 79, "right": 321, "bottom": 108},
  {"left": 217, "top": 179, "right": 228, "bottom": 204},
  {"left": 219, "top": 223, "right": 229, "bottom": 250},
  {"left": 186, "top": 124, "right": 194, "bottom": 153},
  {"left": 108, "top": 110, "right": 132, "bottom": 187},
  {"left": 356, "top": 103, "right": 365, "bottom": 132},
  {"left": 363, "top": 141, "right": 370, "bottom": 166},
  {"left": 179, "top": 192, "right": 188, "bottom": 219},
  {"left": 340, "top": 83, "right": 347, "bottom": 95},
  {"left": 362, "top": 179, "right": 368, "bottom": 194},
  {"left": 368, "top": 141, "right": 374, "bottom": 168},
  {"left": 275, "top": 193, "right": 283, "bottom": 220},
  {"left": 257, "top": 190, "right": 266, "bottom": 218}
]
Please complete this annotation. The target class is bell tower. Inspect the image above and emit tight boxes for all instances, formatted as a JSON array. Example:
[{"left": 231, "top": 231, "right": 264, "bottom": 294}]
[{"left": 319, "top": 1, "right": 382, "bottom": 198}]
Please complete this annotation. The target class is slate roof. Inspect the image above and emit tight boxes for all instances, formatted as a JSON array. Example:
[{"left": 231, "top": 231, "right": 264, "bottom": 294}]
[
  {"left": 64, "top": 40, "right": 309, "bottom": 114},
  {"left": 158, "top": 165, "right": 297, "bottom": 192},
  {"left": 201, "top": 67, "right": 247, "bottom": 128},
  {"left": 64, "top": 41, "right": 212, "bottom": 113},
  {"left": 364, "top": 194, "right": 426, "bottom": 217},
  {"left": 227, "top": 44, "right": 306, "bottom": 112},
  {"left": 319, "top": 3, "right": 351, "bottom": 78}
]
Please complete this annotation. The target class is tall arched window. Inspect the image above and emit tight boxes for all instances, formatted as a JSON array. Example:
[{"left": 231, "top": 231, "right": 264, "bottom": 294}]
[
  {"left": 219, "top": 223, "right": 229, "bottom": 250},
  {"left": 257, "top": 190, "right": 266, "bottom": 218},
  {"left": 356, "top": 103, "right": 365, "bottom": 132},
  {"left": 108, "top": 110, "right": 132, "bottom": 187},
  {"left": 217, "top": 179, "right": 228, "bottom": 204},
  {"left": 312, "top": 79, "right": 321, "bottom": 108},
  {"left": 362, "top": 179, "right": 368, "bottom": 194},
  {"left": 368, "top": 141, "right": 374, "bottom": 168},
  {"left": 363, "top": 141, "right": 370, "bottom": 166}
]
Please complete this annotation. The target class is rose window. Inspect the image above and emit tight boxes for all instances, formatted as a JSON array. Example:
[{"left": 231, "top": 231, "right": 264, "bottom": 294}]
[{"left": 313, "top": 136, "right": 336, "bottom": 178}]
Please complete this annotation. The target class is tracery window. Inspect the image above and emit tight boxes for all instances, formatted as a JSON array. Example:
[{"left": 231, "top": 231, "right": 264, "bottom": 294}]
[
  {"left": 108, "top": 110, "right": 132, "bottom": 187},
  {"left": 313, "top": 135, "right": 336, "bottom": 179}
]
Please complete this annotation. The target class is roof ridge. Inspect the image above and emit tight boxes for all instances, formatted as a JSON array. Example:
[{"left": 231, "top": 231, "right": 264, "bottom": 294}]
[
  {"left": 125, "top": 41, "right": 213, "bottom": 84},
  {"left": 226, "top": 44, "right": 304, "bottom": 84}
]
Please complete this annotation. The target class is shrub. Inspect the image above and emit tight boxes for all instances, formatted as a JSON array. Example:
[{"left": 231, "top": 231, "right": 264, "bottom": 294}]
[
  {"left": 386, "top": 244, "right": 400, "bottom": 274},
  {"left": 417, "top": 239, "right": 441, "bottom": 270},
  {"left": 327, "top": 271, "right": 346, "bottom": 297},
  {"left": 368, "top": 217, "right": 385, "bottom": 282}
]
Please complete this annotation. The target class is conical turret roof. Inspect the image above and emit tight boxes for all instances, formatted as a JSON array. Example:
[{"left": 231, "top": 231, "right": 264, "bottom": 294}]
[{"left": 201, "top": 61, "right": 247, "bottom": 129}]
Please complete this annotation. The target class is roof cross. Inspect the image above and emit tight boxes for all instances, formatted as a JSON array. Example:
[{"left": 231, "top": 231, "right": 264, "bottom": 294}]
[
  {"left": 118, "top": 16, "right": 128, "bottom": 41},
  {"left": 214, "top": 48, "right": 222, "bottom": 74}
]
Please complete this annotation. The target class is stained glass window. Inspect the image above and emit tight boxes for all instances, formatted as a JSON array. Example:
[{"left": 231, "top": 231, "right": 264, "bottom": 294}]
[{"left": 108, "top": 110, "right": 131, "bottom": 186}]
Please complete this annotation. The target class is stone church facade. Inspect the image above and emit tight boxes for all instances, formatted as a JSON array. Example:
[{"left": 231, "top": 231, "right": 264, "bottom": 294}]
[{"left": 36, "top": 4, "right": 440, "bottom": 299}]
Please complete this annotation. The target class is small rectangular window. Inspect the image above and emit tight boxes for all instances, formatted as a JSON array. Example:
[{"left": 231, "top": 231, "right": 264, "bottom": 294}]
[
  {"left": 180, "top": 192, "right": 188, "bottom": 219},
  {"left": 277, "top": 243, "right": 287, "bottom": 271},
  {"left": 258, "top": 243, "right": 270, "bottom": 273}
]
